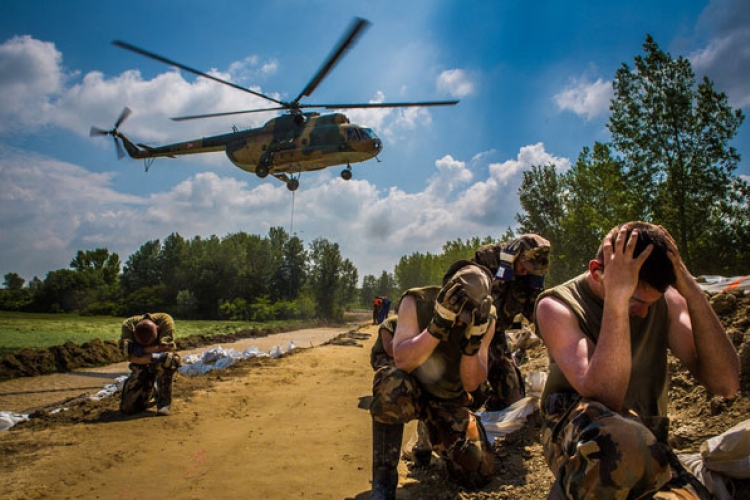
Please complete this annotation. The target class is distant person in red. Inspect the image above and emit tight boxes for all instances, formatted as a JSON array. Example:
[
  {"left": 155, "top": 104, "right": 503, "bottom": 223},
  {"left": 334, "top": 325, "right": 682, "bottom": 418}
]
[
  {"left": 119, "top": 313, "right": 181, "bottom": 416},
  {"left": 373, "top": 296, "right": 383, "bottom": 324},
  {"left": 377, "top": 296, "right": 391, "bottom": 324}
]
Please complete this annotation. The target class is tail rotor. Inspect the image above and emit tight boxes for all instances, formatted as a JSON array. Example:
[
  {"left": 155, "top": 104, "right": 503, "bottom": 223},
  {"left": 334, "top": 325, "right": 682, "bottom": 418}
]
[{"left": 90, "top": 107, "right": 132, "bottom": 159}]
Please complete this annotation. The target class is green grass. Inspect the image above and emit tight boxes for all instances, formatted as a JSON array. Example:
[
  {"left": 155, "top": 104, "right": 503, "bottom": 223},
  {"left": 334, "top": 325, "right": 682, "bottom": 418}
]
[{"left": 0, "top": 311, "right": 297, "bottom": 355}]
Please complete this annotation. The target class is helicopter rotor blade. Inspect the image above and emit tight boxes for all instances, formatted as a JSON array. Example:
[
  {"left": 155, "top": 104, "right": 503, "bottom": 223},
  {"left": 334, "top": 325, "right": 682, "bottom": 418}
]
[
  {"left": 112, "top": 40, "right": 285, "bottom": 107},
  {"left": 90, "top": 126, "right": 110, "bottom": 137},
  {"left": 114, "top": 137, "right": 126, "bottom": 160},
  {"left": 114, "top": 107, "right": 132, "bottom": 129},
  {"left": 171, "top": 106, "right": 288, "bottom": 122},
  {"left": 293, "top": 17, "right": 371, "bottom": 105},
  {"left": 315, "top": 100, "right": 460, "bottom": 110}
]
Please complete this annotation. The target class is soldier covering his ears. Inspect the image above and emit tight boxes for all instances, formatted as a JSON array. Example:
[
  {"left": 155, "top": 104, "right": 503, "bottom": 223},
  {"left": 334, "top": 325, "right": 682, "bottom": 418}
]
[{"left": 370, "top": 260, "right": 497, "bottom": 498}]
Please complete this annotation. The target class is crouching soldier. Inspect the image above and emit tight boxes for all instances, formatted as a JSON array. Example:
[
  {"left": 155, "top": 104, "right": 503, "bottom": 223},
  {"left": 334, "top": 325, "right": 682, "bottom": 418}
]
[
  {"left": 370, "top": 261, "right": 497, "bottom": 499},
  {"left": 119, "top": 312, "right": 181, "bottom": 416}
]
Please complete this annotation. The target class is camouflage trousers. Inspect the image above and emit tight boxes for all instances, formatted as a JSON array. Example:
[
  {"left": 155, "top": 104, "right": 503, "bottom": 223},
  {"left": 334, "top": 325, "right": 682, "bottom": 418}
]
[
  {"left": 476, "top": 336, "right": 525, "bottom": 412},
  {"left": 541, "top": 394, "right": 713, "bottom": 500},
  {"left": 371, "top": 366, "right": 495, "bottom": 488},
  {"left": 120, "top": 354, "right": 180, "bottom": 415}
]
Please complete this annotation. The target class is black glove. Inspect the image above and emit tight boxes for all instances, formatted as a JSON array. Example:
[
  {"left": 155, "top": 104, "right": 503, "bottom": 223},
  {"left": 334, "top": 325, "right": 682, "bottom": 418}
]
[
  {"left": 427, "top": 281, "right": 468, "bottom": 342},
  {"left": 461, "top": 295, "right": 493, "bottom": 356}
]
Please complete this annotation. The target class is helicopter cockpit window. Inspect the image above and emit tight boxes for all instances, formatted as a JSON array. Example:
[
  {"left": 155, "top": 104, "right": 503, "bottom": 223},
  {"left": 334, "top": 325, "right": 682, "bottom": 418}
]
[
  {"left": 359, "top": 128, "right": 376, "bottom": 139},
  {"left": 346, "top": 128, "right": 360, "bottom": 141}
]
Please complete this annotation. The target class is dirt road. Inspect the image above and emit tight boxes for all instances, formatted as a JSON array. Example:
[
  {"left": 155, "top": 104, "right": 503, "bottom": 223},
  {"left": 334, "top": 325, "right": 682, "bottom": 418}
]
[{"left": 1, "top": 325, "right": 379, "bottom": 499}]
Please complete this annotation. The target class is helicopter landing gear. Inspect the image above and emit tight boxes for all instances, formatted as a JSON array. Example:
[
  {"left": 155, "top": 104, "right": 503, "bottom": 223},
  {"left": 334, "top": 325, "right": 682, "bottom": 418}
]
[
  {"left": 341, "top": 165, "right": 353, "bottom": 181},
  {"left": 256, "top": 165, "right": 269, "bottom": 178},
  {"left": 257, "top": 152, "right": 274, "bottom": 178}
]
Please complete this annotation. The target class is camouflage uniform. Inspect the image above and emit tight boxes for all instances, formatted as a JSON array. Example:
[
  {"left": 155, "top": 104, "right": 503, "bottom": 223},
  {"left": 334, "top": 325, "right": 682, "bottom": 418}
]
[
  {"left": 370, "top": 284, "right": 495, "bottom": 489},
  {"left": 370, "top": 315, "right": 397, "bottom": 371},
  {"left": 119, "top": 313, "right": 181, "bottom": 415},
  {"left": 538, "top": 276, "right": 712, "bottom": 499},
  {"left": 472, "top": 235, "right": 550, "bottom": 411}
]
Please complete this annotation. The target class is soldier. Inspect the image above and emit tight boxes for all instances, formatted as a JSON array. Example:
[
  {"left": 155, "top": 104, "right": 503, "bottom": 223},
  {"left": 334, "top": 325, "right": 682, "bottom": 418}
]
[
  {"left": 119, "top": 312, "right": 181, "bottom": 416},
  {"left": 370, "top": 260, "right": 496, "bottom": 499},
  {"left": 370, "top": 314, "right": 433, "bottom": 468},
  {"left": 472, "top": 234, "right": 550, "bottom": 411},
  {"left": 535, "top": 222, "right": 740, "bottom": 499}
]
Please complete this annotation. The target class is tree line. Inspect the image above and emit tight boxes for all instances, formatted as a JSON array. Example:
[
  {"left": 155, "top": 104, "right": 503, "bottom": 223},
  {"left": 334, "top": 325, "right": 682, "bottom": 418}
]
[
  {"left": 2, "top": 36, "right": 748, "bottom": 319},
  {"left": 1, "top": 228, "right": 359, "bottom": 321}
]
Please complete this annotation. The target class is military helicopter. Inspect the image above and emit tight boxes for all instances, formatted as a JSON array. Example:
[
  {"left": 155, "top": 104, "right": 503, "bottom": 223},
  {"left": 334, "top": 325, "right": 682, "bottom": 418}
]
[{"left": 90, "top": 18, "right": 458, "bottom": 191}]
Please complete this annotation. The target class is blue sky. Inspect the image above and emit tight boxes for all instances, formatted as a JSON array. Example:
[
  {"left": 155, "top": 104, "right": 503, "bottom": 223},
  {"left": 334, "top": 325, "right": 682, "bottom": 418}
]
[{"left": 1, "top": 0, "right": 748, "bottom": 284}]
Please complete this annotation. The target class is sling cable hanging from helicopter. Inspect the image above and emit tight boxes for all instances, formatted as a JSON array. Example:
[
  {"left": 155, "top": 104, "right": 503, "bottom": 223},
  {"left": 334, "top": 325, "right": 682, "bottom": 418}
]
[{"left": 289, "top": 188, "right": 296, "bottom": 238}]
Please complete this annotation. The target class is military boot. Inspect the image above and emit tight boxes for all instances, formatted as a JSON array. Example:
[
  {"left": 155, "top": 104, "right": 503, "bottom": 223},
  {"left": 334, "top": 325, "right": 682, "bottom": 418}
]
[
  {"left": 371, "top": 420, "right": 403, "bottom": 500},
  {"left": 155, "top": 375, "right": 173, "bottom": 413},
  {"left": 411, "top": 420, "right": 433, "bottom": 468}
]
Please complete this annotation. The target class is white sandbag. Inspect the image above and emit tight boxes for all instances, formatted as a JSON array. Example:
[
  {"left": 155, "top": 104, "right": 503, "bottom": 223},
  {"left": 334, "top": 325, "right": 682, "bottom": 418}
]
[
  {"left": 477, "top": 396, "right": 539, "bottom": 443},
  {"left": 526, "top": 371, "right": 547, "bottom": 398},
  {"left": 269, "top": 346, "right": 282, "bottom": 359},
  {"left": 701, "top": 418, "right": 750, "bottom": 478},
  {"left": 679, "top": 453, "right": 733, "bottom": 500},
  {"left": 242, "top": 346, "right": 265, "bottom": 358},
  {"left": 0, "top": 411, "right": 29, "bottom": 431},
  {"left": 213, "top": 356, "right": 236, "bottom": 370}
]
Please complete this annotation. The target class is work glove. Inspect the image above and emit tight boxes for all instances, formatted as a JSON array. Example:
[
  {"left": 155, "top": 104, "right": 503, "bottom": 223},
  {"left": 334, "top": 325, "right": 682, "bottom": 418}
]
[
  {"left": 151, "top": 351, "right": 181, "bottom": 372},
  {"left": 461, "top": 296, "right": 493, "bottom": 356},
  {"left": 427, "top": 281, "right": 469, "bottom": 342}
]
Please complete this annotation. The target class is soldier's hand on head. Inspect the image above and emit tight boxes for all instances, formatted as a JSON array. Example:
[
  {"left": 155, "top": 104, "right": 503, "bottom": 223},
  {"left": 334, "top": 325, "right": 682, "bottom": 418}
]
[
  {"left": 461, "top": 296, "right": 493, "bottom": 356},
  {"left": 428, "top": 281, "right": 468, "bottom": 342}
]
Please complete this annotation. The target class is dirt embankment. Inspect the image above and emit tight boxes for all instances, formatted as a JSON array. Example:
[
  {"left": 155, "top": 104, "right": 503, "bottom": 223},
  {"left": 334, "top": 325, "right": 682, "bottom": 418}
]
[
  {"left": 0, "top": 292, "right": 748, "bottom": 499},
  {"left": 0, "top": 320, "right": 335, "bottom": 381}
]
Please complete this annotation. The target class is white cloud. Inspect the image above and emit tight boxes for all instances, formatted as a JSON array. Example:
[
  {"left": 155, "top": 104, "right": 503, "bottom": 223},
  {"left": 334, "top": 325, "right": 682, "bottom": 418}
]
[
  {"left": 0, "top": 142, "right": 570, "bottom": 283},
  {"left": 553, "top": 76, "right": 612, "bottom": 121},
  {"left": 690, "top": 0, "right": 750, "bottom": 108},
  {"left": 0, "top": 36, "right": 67, "bottom": 131},
  {"left": 437, "top": 69, "right": 475, "bottom": 98}
]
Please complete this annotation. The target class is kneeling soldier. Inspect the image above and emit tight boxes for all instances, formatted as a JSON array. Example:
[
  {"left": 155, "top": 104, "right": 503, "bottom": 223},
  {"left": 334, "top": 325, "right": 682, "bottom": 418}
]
[{"left": 119, "top": 312, "right": 181, "bottom": 416}]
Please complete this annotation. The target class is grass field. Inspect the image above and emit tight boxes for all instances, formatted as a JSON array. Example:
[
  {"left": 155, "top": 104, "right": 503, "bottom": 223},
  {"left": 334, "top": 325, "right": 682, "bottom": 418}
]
[{"left": 0, "top": 311, "right": 296, "bottom": 355}]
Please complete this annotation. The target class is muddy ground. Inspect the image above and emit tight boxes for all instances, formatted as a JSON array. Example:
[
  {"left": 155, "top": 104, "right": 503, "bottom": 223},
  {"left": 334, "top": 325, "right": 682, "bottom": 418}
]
[{"left": 0, "top": 291, "right": 748, "bottom": 499}]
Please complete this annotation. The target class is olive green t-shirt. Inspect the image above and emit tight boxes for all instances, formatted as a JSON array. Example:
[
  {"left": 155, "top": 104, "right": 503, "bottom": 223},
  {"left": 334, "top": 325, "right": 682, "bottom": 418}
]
[{"left": 538, "top": 274, "right": 670, "bottom": 418}]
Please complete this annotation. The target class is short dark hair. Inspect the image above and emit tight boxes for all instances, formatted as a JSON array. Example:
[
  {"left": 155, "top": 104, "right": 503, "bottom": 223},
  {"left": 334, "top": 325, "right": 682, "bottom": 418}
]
[
  {"left": 597, "top": 222, "right": 675, "bottom": 293},
  {"left": 134, "top": 319, "right": 158, "bottom": 345}
]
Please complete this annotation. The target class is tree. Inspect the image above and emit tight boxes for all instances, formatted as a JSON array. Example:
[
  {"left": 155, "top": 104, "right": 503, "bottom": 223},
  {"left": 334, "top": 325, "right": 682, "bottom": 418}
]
[
  {"left": 516, "top": 35, "right": 749, "bottom": 282},
  {"left": 516, "top": 164, "right": 571, "bottom": 284},
  {"left": 609, "top": 34, "right": 748, "bottom": 272},
  {"left": 120, "top": 240, "right": 162, "bottom": 295},
  {"left": 3, "top": 272, "right": 24, "bottom": 290},
  {"left": 307, "top": 238, "right": 357, "bottom": 320}
]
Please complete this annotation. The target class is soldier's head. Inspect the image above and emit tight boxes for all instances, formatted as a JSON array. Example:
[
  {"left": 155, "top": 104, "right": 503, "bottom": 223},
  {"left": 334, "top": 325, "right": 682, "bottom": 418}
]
[
  {"left": 442, "top": 260, "right": 493, "bottom": 320},
  {"left": 595, "top": 221, "right": 675, "bottom": 294},
  {"left": 512, "top": 234, "right": 551, "bottom": 277},
  {"left": 473, "top": 234, "right": 550, "bottom": 289},
  {"left": 134, "top": 318, "right": 158, "bottom": 346}
]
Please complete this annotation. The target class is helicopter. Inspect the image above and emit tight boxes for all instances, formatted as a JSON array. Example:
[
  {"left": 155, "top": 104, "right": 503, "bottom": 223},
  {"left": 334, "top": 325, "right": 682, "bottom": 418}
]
[{"left": 90, "top": 18, "right": 459, "bottom": 191}]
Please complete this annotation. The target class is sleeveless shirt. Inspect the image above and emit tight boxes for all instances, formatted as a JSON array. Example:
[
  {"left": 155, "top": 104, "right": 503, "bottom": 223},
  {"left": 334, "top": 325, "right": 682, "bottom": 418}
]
[{"left": 538, "top": 274, "right": 670, "bottom": 418}]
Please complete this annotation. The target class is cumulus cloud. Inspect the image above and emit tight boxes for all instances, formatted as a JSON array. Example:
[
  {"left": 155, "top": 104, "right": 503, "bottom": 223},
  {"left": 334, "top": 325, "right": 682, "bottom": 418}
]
[
  {"left": 690, "top": 0, "right": 750, "bottom": 108},
  {"left": 553, "top": 76, "right": 612, "bottom": 120},
  {"left": 0, "top": 142, "right": 570, "bottom": 282},
  {"left": 0, "top": 36, "right": 67, "bottom": 131},
  {"left": 437, "top": 69, "right": 475, "bottom": 98}
]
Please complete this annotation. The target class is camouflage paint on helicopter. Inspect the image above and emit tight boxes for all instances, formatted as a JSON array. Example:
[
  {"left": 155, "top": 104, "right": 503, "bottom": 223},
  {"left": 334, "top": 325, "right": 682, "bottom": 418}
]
[{"left": 116, "top": 112, "right": 381, "bottom": 190}]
